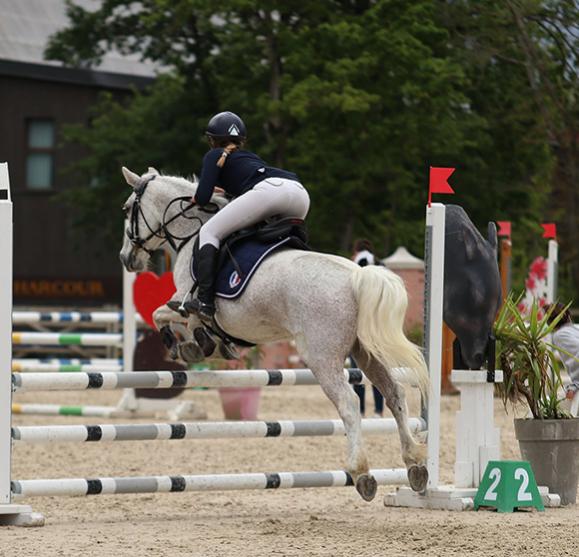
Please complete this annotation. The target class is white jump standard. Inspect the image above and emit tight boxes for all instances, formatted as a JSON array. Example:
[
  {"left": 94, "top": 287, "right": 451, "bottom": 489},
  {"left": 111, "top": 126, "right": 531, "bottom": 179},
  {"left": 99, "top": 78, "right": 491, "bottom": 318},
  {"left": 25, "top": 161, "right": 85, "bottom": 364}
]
[{"left": 0, "top": 162, "right": 43, "bottom": 526}]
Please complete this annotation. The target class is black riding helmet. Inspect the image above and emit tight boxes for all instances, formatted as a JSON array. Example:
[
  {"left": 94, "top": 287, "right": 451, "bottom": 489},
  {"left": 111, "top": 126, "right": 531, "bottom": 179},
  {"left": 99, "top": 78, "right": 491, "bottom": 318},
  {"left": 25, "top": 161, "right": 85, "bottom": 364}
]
[{"left": 206, "top": 111, "right": 247, "bottom": 140}]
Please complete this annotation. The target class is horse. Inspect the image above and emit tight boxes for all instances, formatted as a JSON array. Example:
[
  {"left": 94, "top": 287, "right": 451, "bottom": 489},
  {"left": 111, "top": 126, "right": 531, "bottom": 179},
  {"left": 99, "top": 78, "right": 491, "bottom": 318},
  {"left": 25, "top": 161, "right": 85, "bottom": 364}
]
[{"left": 118, "top": 166, "right": 430, "bottom": 501}]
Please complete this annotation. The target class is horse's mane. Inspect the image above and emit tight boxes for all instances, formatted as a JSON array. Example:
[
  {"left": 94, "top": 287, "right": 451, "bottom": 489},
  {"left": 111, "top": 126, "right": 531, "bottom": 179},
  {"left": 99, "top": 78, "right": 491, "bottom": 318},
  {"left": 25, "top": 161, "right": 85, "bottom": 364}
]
[
  {"left": 156, "top": 173, "right": 229, "bottom": 209},
  {"left": 159, "top": 174, "right": 199, "bottom": 191}
]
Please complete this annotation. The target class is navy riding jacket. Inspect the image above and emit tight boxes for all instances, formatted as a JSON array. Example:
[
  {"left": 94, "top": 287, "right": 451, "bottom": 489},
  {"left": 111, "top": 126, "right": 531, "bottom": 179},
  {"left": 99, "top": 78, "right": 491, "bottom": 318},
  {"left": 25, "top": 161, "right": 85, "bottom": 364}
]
[{"left": 194, "top": 148, "right": 299, "bottom": 206}]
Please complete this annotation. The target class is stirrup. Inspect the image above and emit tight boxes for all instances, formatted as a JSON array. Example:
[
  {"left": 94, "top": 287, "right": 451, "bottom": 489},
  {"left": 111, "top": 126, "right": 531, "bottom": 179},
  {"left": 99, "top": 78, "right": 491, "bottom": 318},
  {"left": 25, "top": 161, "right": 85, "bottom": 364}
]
[{"left": 166, "top": 300, "right": 189, "bottom": 318}]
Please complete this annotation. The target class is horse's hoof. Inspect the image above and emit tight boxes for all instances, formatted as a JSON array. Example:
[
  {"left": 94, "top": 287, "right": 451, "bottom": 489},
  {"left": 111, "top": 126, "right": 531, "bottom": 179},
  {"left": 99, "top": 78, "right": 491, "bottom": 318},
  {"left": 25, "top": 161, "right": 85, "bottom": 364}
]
[
  {"left": 178, "top": 340, "right": 204, "bottom": 363},
  {"left": 355, "top": 474, "right": 377, "bottom": 502},
  {"left": 408, "top": 465, "right": 428, "bottom": 492},
  {"left": 169, "top": 345, "right": 179, "bottom": 360},
  {"left": 219, "top": 340, "right": 240, "bottom": 360}
]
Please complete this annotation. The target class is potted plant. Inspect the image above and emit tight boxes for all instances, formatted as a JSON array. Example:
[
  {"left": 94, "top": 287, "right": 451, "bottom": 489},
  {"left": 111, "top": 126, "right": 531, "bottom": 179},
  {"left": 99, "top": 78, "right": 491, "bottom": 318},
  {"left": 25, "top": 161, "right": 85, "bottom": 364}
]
[{"left": 494, "top": 296, "right": 579, "bottom": 505}]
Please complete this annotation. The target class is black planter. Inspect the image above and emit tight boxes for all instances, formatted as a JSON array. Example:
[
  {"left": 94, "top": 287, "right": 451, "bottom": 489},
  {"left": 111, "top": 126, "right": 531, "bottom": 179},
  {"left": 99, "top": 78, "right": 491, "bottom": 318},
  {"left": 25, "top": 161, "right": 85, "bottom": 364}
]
[{"left": 514, "top": 418, "right": 579, "bottom": 505}]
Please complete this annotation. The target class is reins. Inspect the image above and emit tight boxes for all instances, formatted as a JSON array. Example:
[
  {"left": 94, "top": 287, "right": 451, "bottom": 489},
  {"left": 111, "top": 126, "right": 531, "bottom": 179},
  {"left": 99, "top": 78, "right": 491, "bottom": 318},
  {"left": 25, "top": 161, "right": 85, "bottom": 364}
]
[{"left": 126, "top": 175, "right": 219, "bottom": 255}]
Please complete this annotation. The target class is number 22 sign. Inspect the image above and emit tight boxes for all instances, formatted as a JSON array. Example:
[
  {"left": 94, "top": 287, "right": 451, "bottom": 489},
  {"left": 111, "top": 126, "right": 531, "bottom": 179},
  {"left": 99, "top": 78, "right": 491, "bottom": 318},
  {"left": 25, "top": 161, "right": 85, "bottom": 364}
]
[{"left": 474, "top": 460, "right": 544, "bottom": 512}]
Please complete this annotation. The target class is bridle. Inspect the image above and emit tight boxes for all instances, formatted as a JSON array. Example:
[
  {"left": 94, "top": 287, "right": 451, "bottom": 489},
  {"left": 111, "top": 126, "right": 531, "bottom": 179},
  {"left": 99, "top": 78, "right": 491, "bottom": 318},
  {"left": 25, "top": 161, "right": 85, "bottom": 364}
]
[{"left": 126, "top": 175, "right": 219, "bottom": 255}]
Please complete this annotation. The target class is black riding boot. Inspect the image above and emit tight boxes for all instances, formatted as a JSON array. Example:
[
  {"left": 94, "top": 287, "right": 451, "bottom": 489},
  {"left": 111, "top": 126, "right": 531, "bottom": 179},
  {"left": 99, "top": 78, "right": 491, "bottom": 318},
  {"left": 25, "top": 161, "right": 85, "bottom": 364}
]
[{"left": 185, "top": 244, "right": 219, "bottom": 320}]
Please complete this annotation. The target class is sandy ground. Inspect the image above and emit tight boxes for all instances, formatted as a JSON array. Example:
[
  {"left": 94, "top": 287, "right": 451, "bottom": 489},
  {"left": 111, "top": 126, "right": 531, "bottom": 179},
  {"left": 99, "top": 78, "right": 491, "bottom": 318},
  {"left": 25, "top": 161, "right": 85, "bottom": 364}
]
[{"left": 1, "top": 384, "right": 578, "bottom": 557}]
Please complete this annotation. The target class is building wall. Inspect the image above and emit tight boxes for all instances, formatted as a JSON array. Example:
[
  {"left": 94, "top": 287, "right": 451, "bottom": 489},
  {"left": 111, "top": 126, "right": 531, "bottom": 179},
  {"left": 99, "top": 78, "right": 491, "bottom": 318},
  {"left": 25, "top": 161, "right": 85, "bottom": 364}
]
[
  {"left": 393, "top": 268, "right": 424, "bottom": 332},
  {"left": 0, "top": 73, "right": 127, "bottom": 305}
]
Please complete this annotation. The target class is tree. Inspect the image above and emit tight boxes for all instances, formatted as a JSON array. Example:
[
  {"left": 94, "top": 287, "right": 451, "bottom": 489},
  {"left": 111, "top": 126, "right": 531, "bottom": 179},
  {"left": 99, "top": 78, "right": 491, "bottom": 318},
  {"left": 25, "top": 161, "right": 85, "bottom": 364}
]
[{"left": 47, "top": 1, "right": 577, "bottom": 296}]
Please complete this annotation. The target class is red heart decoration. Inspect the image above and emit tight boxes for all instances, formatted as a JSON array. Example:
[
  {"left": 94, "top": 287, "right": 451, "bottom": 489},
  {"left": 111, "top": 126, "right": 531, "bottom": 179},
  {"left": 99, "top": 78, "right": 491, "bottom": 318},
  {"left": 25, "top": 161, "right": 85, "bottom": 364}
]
[{"left": 133, "top": 271, "right": 176, "bottom": 329}]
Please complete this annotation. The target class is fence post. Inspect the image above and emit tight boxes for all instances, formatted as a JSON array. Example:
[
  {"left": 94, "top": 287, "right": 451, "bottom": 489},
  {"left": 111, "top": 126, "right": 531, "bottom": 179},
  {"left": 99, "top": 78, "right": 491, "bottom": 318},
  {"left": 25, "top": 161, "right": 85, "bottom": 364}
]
[{"left": 0, "top": 162, "right": 43, "bottom": 526}]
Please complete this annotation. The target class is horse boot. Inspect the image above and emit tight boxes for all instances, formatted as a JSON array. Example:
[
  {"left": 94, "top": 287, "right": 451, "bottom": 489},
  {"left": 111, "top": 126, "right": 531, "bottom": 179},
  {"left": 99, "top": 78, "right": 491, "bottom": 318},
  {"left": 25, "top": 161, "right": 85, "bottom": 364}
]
[
  {"left": 159, "top": 325, "right": 179, "bottom": 360},
  {"left": 184, "top": 244, "right": 219, "bottom": 321},
  {"left": 219, "top": 339, "right": 241, "bottom": 360},
  {"left": 193, "top": 327, "right": 216, "bottom": 357}
]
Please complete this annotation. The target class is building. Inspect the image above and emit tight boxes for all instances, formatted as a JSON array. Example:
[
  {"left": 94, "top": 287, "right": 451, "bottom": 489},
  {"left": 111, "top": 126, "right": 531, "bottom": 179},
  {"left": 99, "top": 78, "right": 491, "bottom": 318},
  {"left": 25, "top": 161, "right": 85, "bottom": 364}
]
[
  {"left": 0, "top": 0, "right": 156, "bottom": 306},
  {"left": 382, "top": 246, "right": 424, "bottom": 331}
]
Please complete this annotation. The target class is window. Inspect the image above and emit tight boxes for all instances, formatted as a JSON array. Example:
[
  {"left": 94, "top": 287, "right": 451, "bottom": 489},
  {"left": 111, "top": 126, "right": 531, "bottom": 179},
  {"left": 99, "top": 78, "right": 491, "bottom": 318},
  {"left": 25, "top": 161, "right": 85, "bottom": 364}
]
[{"left": 26, "top": 120, "right": 55, "bottom": 189}]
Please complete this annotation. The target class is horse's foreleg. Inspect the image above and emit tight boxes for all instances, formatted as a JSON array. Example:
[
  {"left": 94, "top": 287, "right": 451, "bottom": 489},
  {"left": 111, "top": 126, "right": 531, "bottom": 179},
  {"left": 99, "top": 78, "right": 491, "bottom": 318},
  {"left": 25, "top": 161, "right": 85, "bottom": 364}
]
[
  {"left": 153, "top": 299, "right": 209, "bottom": 363},
  {"left": 352, "top": 343, "right": 428, "bottom": 492}
]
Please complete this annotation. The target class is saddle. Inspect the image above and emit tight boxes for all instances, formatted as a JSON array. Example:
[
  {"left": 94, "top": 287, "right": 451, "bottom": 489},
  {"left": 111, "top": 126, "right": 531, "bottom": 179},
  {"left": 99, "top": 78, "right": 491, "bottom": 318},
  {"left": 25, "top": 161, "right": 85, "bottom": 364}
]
[{"left": 192, "top": 215, "right": 309, "bottom": 277}]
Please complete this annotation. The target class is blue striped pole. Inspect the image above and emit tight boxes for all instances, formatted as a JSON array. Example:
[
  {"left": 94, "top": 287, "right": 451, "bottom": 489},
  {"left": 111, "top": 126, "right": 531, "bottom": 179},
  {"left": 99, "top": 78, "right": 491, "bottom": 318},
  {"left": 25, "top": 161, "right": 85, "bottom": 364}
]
[{"left": 12, "top": 311, "right": 144, "bottom": 325}]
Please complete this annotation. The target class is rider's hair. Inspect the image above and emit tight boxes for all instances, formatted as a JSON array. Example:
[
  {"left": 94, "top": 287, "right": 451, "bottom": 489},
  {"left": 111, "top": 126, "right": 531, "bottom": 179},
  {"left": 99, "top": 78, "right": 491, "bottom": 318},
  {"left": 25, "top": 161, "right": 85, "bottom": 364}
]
[
  {"left": 353, "top": 238, "right": 373, "bottom": 253},
  {"left": 208, "top": 137, "right": 245, "bottom": 168},
  {"left": 544, "top": 303, "right": 573, "bottom": 329}
]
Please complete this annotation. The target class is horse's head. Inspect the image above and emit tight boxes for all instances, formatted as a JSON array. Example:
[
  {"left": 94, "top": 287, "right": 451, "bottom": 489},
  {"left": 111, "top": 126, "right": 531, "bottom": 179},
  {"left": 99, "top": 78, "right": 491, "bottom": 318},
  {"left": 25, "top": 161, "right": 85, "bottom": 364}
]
[{"left": 119, "top": 166, "right": 227, "bottom": 272}]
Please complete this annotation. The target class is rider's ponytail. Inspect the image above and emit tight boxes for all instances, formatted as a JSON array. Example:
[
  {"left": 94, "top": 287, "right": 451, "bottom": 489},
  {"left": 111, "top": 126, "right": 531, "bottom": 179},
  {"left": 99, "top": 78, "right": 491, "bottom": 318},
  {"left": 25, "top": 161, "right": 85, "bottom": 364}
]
[{"left": 216, "top": 142, "right": 240, "bottom": 168}]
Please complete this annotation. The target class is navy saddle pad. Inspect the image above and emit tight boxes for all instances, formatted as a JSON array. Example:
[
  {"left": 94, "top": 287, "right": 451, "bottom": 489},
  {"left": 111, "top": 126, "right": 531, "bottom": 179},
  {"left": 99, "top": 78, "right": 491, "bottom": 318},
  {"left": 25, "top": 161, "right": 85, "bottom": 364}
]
[{"left": 194, "top": 237, "right": 293, "bottom": 300}]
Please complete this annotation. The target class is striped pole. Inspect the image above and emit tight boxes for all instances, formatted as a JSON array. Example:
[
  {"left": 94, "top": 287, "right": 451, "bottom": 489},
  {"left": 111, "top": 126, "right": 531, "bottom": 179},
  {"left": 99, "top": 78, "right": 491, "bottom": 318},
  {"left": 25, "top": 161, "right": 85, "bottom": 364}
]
[
  {"left": 11, "top": 404, "right": 116, "bottom": 418},
  {"left": 13, "top": 368, "right": 365, "bottom": 392},
  {"left": 12, "top": 363, "right": 122, "bottom": 373},
  {"left": 12, "top": 333, "right": 122, "bottom": 346},
  {"left": 12, "top": 468, "right": 408, "bottom": 498},
  {"left": 13, "top": 358, "right": 123, "bottom": 366},
  {"left": 12, "top": 311, "right": 145, "bottom": 325},
  {"left": 12, "top": 417, "right": 426, "bottom": 444}
]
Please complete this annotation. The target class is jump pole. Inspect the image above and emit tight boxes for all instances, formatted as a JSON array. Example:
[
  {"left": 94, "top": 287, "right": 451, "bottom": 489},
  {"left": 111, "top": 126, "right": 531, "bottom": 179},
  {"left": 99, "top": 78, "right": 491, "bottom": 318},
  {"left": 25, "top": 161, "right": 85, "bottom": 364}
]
[
  {"left": 0, "top": 163, "right": 43, "bottom": 526},
  {"left": 116, "top": 260, "right": 138, "bottom": 411},
  {"left": 497, "top": 221, "right": 512, "bottom": 301},
  {"left": 546, "top": 240, "right": 558, "bottom": 304}
]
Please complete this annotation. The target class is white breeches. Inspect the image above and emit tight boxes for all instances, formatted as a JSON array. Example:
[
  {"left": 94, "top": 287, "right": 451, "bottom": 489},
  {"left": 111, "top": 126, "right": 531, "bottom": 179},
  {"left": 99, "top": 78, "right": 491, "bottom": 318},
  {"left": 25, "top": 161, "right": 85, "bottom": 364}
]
[{"left": 199, "top": 178, "right": 311, "bottom": 248}]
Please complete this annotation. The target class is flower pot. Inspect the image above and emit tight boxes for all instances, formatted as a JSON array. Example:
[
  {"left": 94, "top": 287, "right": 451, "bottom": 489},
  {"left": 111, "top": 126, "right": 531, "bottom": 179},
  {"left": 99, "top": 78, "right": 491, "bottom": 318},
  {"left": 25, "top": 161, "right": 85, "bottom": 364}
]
[
  {"left": 218, "top": 387, "right": 261, "bottom": 420},
  {"left": 514, "top": 418, "right": 579, "bottom": 505}
]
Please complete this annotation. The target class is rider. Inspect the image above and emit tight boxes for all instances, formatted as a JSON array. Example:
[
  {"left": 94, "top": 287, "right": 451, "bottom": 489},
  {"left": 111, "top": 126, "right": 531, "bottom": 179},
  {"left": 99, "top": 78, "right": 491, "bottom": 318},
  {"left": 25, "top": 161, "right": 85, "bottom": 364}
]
[{"left": 186, "top": 111, "right": 310, "bottom": 319}]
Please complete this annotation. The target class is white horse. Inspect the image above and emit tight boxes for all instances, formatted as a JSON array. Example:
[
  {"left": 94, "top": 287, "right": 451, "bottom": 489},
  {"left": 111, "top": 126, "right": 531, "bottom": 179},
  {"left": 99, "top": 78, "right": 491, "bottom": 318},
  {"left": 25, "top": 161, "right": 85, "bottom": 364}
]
[{"left": 119, "top": 166, "right": 429, "bottom": 501}]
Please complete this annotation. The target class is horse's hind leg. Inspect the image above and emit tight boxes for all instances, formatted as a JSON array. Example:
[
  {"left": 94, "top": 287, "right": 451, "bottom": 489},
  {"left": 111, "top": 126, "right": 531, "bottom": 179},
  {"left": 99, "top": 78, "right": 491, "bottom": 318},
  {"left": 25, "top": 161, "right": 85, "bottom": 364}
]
[
  {"left": 352, "top": 343, "right": 428, "bottom": 492},
  {"left": 299, "top": 350, "right": 377, "bottom": 502}
]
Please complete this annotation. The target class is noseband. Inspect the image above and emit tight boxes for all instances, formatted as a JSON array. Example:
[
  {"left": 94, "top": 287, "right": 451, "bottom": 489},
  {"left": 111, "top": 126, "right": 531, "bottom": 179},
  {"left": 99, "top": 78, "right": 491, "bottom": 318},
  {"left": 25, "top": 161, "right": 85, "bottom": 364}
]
[{"left": 126, "top": 175, "right": 219, "bottom": 255}]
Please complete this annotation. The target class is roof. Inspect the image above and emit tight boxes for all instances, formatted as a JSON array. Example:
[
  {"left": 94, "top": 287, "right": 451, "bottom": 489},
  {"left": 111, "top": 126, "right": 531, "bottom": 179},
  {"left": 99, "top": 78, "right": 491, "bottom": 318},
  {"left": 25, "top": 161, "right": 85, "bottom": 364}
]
[
  {"left": 382, "top": 247, "right": 424, "bottom": 270},
  {"left": 0, "top": 0, "right": 157, "bottom": 78}
]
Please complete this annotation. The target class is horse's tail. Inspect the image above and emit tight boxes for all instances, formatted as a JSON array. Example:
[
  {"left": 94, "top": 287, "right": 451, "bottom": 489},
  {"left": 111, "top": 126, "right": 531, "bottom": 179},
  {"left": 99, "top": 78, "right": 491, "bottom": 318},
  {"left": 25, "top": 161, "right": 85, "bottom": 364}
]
[{"left": 351, "top": 265, "right": 429, "bottom": 398}]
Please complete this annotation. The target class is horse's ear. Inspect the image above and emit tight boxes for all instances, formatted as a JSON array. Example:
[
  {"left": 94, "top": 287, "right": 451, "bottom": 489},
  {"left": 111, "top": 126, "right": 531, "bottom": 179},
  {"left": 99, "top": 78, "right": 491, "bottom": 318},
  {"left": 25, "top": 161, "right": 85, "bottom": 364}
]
[
  {"left": 148, "top": 166, "right": 160, "bottom": 176},
  {"left": 122, "top": 167, "right": 140, "bottom": 188}
]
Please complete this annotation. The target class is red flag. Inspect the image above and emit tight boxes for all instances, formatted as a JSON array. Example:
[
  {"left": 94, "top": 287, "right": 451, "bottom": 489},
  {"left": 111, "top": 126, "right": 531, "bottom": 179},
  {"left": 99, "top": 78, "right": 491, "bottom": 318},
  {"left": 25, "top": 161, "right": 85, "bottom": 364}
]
[
  {"left": 428, "top": 167, "right": 455, "bottom": 206},
  {"left": 497, "top": 221, "right": 511, "bottom": 238},
  {"left": 541, "top": 223, "right": 557, "bottom": 239}
]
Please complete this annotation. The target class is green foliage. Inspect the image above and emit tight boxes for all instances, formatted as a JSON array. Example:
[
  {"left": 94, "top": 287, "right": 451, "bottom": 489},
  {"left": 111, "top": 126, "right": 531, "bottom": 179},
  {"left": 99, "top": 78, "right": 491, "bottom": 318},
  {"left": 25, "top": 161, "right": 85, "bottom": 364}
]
[
  {"left": 47, "top": 0, "right": 578, "bottom": 293},
  {"left": 494, "top": 295, "right": 570, "bottom": 419}
]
